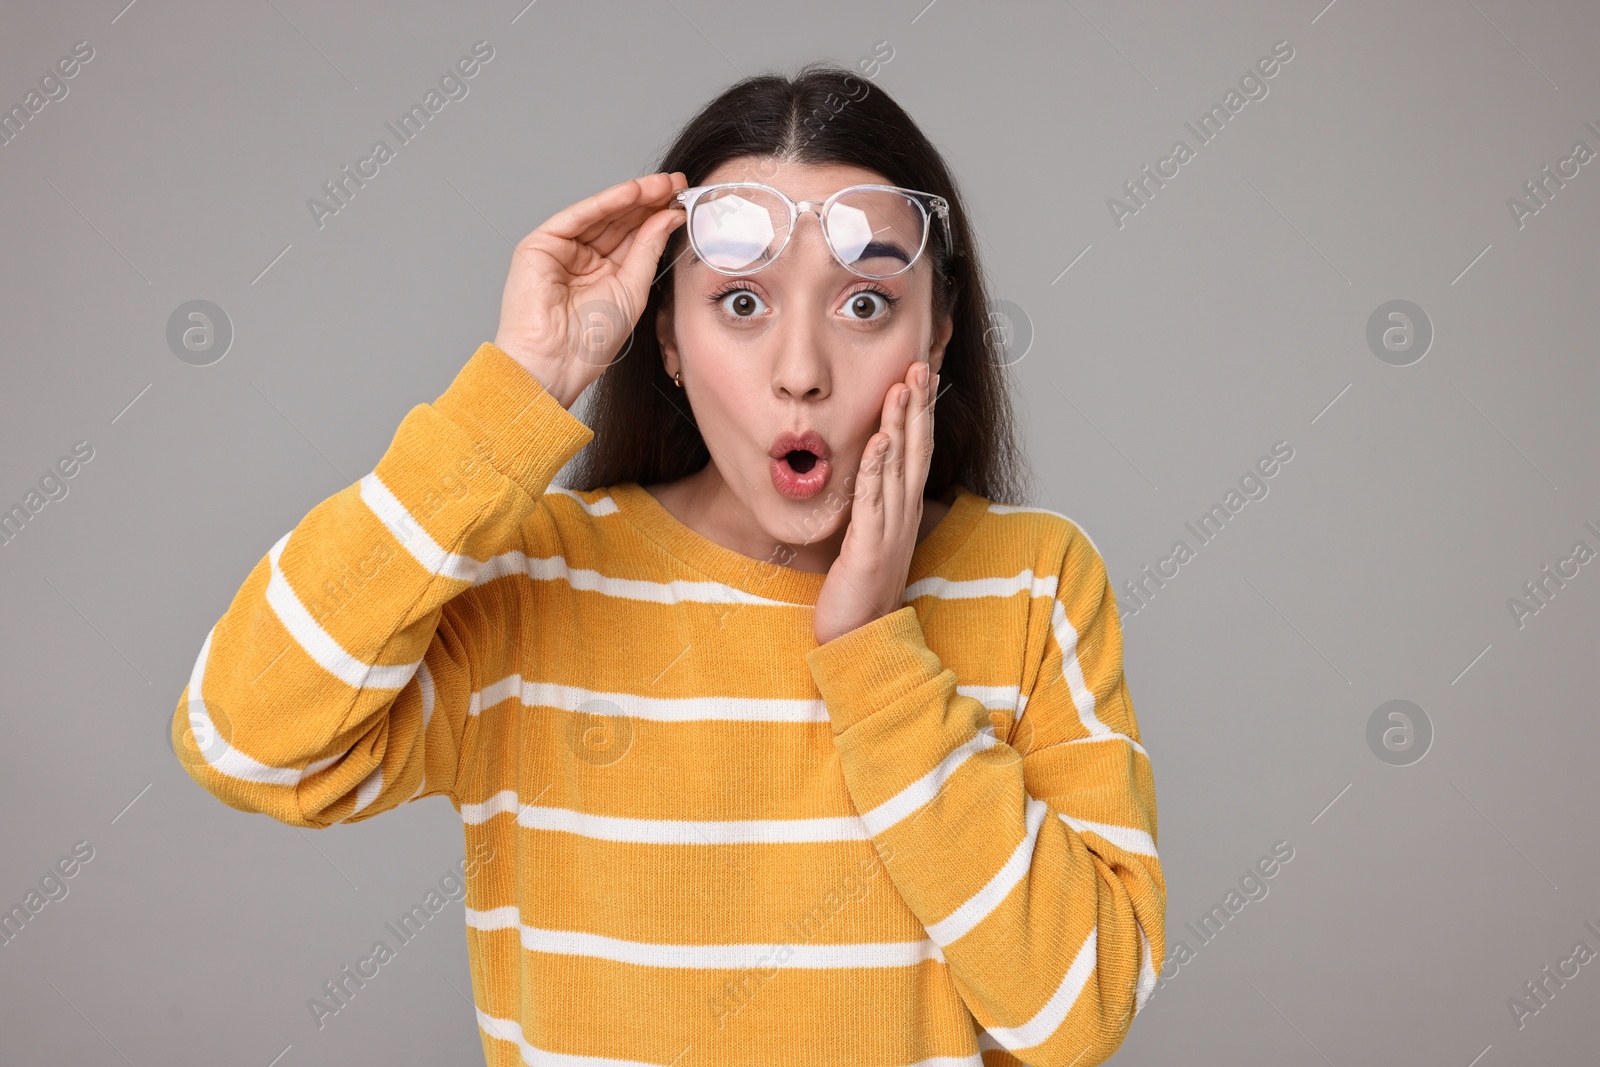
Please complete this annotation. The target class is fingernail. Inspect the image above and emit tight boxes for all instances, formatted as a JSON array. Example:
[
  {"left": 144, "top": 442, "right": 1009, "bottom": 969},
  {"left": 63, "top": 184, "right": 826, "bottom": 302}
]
[
  {"left": 899, "top": 388, "right": 910, "bottom": 408},
  {"left": 919, "top": 363, "right": 930, "bottom": 386}
]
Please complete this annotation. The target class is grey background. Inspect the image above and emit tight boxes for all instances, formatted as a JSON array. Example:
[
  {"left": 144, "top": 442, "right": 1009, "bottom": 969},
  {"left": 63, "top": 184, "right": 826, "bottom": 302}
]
[{"left": 2, "top": 0, "right": 1596, "bottom": 1064}]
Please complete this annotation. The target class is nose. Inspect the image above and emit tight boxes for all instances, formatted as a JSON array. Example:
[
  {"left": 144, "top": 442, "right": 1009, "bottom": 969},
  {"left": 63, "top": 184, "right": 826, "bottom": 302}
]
[
  {"left": 769, "top": 228, "right": 835, "bottom": 402},
  {"left": 771, "top": 319, "right": 830, "bottom": 401}
]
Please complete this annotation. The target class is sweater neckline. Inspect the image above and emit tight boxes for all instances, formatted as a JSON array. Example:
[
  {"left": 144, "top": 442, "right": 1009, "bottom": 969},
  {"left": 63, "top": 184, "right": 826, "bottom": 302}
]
[{"left": 610, "top": 480, "right": 986, "bottom": 606}]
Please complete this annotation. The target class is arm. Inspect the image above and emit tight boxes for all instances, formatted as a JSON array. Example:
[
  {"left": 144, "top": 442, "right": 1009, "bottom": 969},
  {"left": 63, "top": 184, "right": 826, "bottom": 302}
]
[
  {"left": 805, "top": 521, "right": 1164, "bottom": 1067},
  {"left": 170, "top": 342, "right": 593, "bottom": 827}
]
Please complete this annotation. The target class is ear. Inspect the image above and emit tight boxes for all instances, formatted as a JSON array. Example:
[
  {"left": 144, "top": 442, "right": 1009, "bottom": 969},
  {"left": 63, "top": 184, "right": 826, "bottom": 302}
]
[
  {"left": 927, "top": 310, "right": 954, "bottom": 377},
  {"left": 655, "top": 300, "right": 679, "bottom": 379}
]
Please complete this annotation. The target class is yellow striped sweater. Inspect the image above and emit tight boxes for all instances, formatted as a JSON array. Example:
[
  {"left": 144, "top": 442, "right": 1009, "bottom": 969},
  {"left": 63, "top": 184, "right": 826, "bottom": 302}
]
[{"left": 171, "top": 341, "right": 1165, "bottom": 1067}]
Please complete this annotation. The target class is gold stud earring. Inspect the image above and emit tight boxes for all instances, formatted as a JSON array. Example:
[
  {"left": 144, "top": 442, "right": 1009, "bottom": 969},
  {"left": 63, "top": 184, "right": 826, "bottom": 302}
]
[{"left": 674, "top": 371, "right": 683, "bottom": 388}]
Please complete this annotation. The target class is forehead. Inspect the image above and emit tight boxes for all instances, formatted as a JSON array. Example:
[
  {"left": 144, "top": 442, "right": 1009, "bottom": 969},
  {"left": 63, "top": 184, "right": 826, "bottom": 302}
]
[{"left": 699, "top": 158, "right": 893, "bottom": 201}]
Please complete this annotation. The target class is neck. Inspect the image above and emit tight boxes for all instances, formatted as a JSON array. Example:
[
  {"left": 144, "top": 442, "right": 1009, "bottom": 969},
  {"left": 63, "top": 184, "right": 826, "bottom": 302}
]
[
  {"left": 647, "top": 464, "right": 948, "bottom": 577},
  {"left": 667, "top": 465, "right": 847, "bottom": 575}
]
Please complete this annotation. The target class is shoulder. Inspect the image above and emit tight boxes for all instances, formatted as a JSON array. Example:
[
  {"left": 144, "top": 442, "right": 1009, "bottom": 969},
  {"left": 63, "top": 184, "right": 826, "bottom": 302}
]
[
  {"left": 978, "top": 496, "right": 1108, "bottom": 565},
  {"left": 508, "top": 482, "right": 632, "bottom": 562},
  {"left": 976, "top": 496, "right": 1111, "bottom": 594}
]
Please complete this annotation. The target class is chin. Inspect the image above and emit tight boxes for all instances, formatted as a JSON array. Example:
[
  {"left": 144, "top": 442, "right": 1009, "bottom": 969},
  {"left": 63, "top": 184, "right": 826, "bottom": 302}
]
[{"left": 759, "top": 484, "right": 847, "bottom": 546}]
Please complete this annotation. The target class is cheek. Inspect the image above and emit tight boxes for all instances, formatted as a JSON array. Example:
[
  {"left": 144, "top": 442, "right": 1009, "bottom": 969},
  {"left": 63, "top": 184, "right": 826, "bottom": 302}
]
[
  {"left": 678, "top": 333, "right": 764, "bottom": 446},
  {"left": 847, "top": 365, "right": 910, "bottom": 434},
  {"left": 689, "top": 374, "right": 747, "bottom": 436}
]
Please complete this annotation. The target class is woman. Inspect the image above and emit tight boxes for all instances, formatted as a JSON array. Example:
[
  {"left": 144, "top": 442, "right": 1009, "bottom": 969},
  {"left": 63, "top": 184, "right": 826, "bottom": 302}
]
[{"left": 172, "top": 63, "right": 1164, "bottom": 1067}]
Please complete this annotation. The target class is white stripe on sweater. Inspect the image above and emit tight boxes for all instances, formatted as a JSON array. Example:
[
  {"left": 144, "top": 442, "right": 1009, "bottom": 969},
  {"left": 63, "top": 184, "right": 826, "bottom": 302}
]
[
  {"left": 348, "top": 766, "right": 384, "bottom": 817},
  {"left": 459, "top": 789, "right": 1154, "bottom": 860},
  {"left": 1062, "top": 813, "right": 1157, "bottom": 857},
  {"left": 857, "top": 726, "right": 1004, "bottom": 838},
  {"left": 1135, "top": 921, "right": 1158, "bottom": 1014},
  {"left": 1047, "top": 596, "right": 1146, "bottom": 756},
  {"left": 359, "top": 471, "right": 482, "bottom": 582},
  {"left": 470, "top": 676, "right": 828, "bottom": 722},
  {"left": 474, "top": 1006, "right": 986, "bottom": 1067},
  {"left": 981, "top": 925, "right": 1098, "bottom": 1055},
  {"left": 922, "top": 794, "right": 1052, "bottom": 947},
  {"left": 985, "top": 500, "right": 1107, "bottom": 562},
  {"left": 466, "top": 677, "right": 1027, "bottom": 723},
  {"left": 481, "top": 551, "right": 800, "bottom": 606},
  {"left": 266, "top": 530, "right": 421, "bottom": 690},
  {"left": 474, "top": 1008, "right": 664, "bottom": 1067},
  {"left": 459, "top": 792, "right": 869, "bottom": 840},
  {"left": 406, "top": 660, "right": 438, "bottom": 802},
  {"left": 465, "top": 906, "right": 947, "bottom": 967},
  {"left": 903, "top": 568, "right": 1055, "bottom": 603},
  {"left": 183, "top": 627, "right": 303, "bottom": 787},
  {"left": 543, "top": 485, "right": 619, "bottom": 516}
]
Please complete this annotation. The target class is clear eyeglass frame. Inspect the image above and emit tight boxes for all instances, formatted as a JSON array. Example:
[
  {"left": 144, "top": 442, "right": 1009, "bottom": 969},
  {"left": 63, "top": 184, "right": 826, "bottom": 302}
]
[{"left": 671, "top": 181, "right": 953, "bottom": 280}]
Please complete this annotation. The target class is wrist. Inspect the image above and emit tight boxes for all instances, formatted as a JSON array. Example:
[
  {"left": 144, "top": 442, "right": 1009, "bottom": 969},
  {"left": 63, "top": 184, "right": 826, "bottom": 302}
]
[
  {"left": 491, "top": 339, "right": 583, "bottom": 410},
  {"left": 434, "top": 342, "right": 595, "bottom": 500}
]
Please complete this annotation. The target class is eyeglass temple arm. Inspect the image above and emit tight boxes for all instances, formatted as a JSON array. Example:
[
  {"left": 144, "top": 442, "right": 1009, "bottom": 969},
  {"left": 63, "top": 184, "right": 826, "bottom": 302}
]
[{"left": 928, "top": 195, "right": 955, "bottom": 256}]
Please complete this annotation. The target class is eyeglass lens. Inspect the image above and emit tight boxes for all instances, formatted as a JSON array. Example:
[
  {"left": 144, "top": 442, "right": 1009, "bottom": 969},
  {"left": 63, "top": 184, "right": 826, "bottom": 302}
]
[{"left": 688, "top": 187, "right": 929, "bottom": 279}]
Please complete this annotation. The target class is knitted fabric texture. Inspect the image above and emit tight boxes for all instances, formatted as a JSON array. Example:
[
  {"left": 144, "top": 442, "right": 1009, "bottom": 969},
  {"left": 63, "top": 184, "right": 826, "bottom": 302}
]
[{"left": 172, "top": 341, "right": 1166, "bottom": 1067}]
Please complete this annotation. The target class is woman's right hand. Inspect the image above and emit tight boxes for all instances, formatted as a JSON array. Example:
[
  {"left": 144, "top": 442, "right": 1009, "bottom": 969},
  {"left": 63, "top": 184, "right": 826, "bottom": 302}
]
[{"left": 491, "top": 171, "right": 689, "bottom": 409}]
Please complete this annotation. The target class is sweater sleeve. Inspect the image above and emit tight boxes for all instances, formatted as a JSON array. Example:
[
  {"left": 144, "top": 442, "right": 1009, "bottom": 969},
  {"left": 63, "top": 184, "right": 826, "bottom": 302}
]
[
  {"left": 170, "top": 342, "right": 594, "bottom": 828},
  {"left": 804, "top": 523, "right": 1164, "bottom": 1067}
]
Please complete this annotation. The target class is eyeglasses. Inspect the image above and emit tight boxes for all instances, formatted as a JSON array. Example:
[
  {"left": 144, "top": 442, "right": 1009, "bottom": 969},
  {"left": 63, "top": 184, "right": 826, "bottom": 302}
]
[{"left": 671, "top": 182, "right": 952, "bottom": 280}]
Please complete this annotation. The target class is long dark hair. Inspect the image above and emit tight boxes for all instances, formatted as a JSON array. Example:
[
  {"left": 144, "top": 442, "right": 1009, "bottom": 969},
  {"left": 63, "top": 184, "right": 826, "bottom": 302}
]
[{"left": 565, "top": 61, "right": 1032, "bottom": 507}]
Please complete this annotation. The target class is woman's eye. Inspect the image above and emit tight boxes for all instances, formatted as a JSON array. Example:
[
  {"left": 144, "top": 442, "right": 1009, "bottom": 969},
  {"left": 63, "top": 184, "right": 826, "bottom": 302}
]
[
  {"left": 710, "top": 287, "right": 894, "bottom": 321},
  {"left": 842, "top": 290, "right": 891, "bottom": 320},
  {"left": 716, "top": 289, "right": 766, "bottom": 318}
]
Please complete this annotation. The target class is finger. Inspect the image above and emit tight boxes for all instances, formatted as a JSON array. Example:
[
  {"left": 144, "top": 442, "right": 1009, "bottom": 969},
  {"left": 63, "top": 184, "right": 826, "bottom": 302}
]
[
  {"left": 579, "top": 205, "right": 661, "bottom": 259},
  {"left": 855, "top": 430, "right": 890, "bottom": 543},
  {"left": 584, "top": 172, "right": 692, "bottom": 267},
  {"left": 615, "top": 207, "right": 687, "bottom": 307},
  {"left": 528, "top": 179, "right": 641, "bottom": 247},
  {"left": 581, "top": 171, "right": 680, "bottom": 247},
  {"left": 901, "top": 364, "right": 930, "bottom": 520},
  {"left": 579, "top": 176, "right": 686, "bottom": 253},
  {"left": 855, "top": 380, "right": 901, "bottom": 542},
  {"left": 912, "top": 366, "right": 936, "bottom": 501},
  {"left": 510, "top": 191, "right": 650, "bottom": 280},
  {"left": 887, "top": 378, "right": 910, "bottom": 532},
  {"left": 534, "top": 172, "right": 682, "bottom": 246},
  {"left": 574, "top": 175, "right": 685, "bottom": 253}
]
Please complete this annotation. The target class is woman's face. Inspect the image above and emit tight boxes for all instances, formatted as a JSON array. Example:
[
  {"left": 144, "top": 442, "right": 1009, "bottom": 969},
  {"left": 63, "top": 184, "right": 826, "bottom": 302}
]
[{"left": 656, "top": 159, "right": 953, "bottom": 551}]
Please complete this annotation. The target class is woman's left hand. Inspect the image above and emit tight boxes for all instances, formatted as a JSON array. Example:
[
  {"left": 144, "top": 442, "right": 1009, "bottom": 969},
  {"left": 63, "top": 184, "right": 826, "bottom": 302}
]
[{"left": 814, "top": 360, "right": 939, "bottom": 646}]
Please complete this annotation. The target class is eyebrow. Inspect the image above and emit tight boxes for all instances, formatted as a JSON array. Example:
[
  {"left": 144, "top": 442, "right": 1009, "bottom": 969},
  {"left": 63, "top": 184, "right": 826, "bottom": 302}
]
[{"left": 861, "top": 239, "right": 912, "bottom": 264}]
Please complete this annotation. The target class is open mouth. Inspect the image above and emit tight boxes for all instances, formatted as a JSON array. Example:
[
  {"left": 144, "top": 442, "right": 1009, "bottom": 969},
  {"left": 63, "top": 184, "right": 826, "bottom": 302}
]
[
  {"left": 768, "top": 431, "right": 832, "bottom": 500},
  {"left": 783, "top": 449, "right": 819, "bottom": 473}
]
